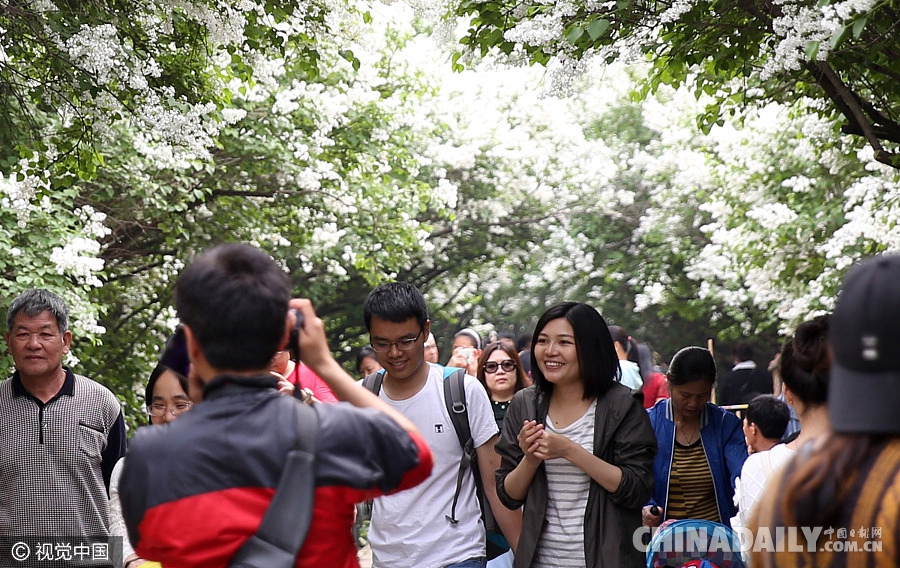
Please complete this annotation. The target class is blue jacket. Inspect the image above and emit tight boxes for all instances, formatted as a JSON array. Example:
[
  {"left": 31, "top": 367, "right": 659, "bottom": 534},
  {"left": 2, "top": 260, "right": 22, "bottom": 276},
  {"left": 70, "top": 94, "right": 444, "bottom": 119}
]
[{"left": 646, "top": 399, "right": 747, "bottom": 526}]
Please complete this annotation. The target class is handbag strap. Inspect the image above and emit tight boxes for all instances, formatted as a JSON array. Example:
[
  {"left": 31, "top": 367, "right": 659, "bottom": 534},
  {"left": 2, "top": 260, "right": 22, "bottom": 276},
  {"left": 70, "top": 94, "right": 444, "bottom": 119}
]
[{"left": 228, "top": 400, "right": 319, "bottom": 568}]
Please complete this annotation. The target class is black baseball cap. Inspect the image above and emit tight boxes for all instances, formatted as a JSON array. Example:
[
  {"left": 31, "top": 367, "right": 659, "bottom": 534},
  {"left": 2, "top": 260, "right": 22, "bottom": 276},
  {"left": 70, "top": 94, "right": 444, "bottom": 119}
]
[{"left": 829, "top": 255, "right": 900, "bottom": 434}]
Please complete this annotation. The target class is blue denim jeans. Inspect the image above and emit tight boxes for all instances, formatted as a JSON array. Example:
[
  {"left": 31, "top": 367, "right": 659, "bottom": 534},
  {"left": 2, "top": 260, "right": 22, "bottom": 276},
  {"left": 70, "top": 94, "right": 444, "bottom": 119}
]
[{"left": 444, "top": 558, "right": 486, "bottom": 568}]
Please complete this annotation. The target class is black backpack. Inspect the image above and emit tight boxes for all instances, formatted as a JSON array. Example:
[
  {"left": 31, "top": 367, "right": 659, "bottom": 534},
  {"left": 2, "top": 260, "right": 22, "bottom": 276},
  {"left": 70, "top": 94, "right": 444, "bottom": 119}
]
[{"left": 362, "top": 366, "right": 507, "bottom": 559}]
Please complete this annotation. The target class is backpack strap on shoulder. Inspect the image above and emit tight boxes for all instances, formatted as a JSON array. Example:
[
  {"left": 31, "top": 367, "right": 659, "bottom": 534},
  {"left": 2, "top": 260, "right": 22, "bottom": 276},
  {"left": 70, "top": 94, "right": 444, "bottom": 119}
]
[
  {"left": 361, "top": 369, "right": 386, "bottom": 396},
  {"left": 443, "top": 367, "right": 477, "bottom": 525},
  {"left": 444, "top": 367, "right": 469, "bottom": 442},
  {"left": 228, "top": 401, "right": 319, "bottom": 568}
]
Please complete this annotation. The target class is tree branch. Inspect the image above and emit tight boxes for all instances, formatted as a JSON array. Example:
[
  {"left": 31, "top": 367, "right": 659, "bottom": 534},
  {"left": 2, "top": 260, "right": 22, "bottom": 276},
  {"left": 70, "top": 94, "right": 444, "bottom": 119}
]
[{"left": 808, "top": 61, "right": 897, "bottom": 168}]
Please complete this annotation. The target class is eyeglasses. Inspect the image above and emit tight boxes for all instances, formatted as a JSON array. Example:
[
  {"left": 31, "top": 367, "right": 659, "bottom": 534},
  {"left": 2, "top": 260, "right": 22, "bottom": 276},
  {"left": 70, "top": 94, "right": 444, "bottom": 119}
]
[
  {"left": 484, "top": 360, "right": 517, "bottom": 374},
  {"left": 146, "top": 402, "right": 194, "bottom": 417},
  {"left": 370, "top": 329, "right": 424, "bottom": 353}
]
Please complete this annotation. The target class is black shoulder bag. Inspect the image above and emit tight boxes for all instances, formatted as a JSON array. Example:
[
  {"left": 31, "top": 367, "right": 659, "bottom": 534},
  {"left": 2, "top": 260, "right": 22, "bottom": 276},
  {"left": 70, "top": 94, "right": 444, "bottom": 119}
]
[{"left": 228, "top": 401, "right": 319, "bottom": 568}]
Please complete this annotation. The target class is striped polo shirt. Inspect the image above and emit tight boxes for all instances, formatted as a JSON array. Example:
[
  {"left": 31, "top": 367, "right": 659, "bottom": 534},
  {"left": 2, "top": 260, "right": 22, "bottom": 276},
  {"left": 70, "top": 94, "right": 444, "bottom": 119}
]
[{"left": 666, "top": 438, "right": 721, "bottom": 523}]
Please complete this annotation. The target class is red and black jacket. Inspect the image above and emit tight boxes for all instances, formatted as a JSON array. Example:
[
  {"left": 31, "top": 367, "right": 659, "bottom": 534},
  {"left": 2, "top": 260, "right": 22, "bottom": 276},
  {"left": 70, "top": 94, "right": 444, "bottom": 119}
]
[{"left": 120, "top": 375, "right": 432, "bottom": 568}]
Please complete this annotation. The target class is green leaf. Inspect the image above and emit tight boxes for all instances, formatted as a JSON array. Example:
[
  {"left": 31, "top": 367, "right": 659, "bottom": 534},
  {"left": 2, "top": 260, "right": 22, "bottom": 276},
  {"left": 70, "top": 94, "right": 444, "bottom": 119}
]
[
  {"left": 829, "top": 25, "right": 849, "bottom": 50},
  {"left": 804, "top": 40, "right": 820, "bottom": 61},
  {"left": 565, "top": 26, "right": 585, "bottom": 45},
  {"left": 852, "top": 16, "right": 867, "bottom": 38},
  {"left": 587, "top": 19, "right": 610, "bottom": 41}
]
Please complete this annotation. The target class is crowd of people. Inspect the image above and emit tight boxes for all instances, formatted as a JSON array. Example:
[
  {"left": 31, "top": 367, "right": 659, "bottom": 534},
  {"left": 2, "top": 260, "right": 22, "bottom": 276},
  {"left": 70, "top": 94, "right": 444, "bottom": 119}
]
[{"left": 1, "top": 242, "right": 898, "bottom": 568}]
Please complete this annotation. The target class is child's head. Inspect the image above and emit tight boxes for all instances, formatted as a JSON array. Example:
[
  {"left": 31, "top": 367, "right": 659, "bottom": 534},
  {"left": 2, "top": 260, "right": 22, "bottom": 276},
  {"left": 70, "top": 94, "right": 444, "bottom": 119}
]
[{"left": 743, "top": 394, "right": 790, "bottom": 452}]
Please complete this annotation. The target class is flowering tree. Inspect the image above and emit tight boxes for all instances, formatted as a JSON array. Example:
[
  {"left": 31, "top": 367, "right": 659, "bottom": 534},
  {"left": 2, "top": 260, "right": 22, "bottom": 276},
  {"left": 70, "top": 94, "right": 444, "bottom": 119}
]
[
  {"left": 463, "top": 60, "right": 900, "bottom": 362},
  {"left": 5, "top": 0, "right": 899, "bottom": 424},
  {"left": 0, "top": 1, "right": 565, "bottom": 422},
  {"left": 452, "top": 0, "right": 900, "bottom": 169}
]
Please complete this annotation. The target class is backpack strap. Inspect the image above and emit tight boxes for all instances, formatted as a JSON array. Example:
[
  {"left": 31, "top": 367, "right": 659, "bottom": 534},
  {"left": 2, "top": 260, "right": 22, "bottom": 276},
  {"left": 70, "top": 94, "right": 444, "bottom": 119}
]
[
  {"left": 443, "top": 367, "right": 470, "bottom": 448},
  {"left": 228, "top": 400, "right": 319, "bottom": 568},
  {"left": 361, "top": 369, "right": 386, "bottom": 395},
  {"left": 443, "top": 367, "right": 479, "bottom": 525}
]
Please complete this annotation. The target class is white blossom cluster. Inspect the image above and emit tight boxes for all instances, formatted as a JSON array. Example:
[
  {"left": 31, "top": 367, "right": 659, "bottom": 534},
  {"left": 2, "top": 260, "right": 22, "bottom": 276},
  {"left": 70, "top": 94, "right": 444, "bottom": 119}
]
[
  {"left": 503, "top": 14, "right": 565, "bottom": 47},
  {"left": 50, "top": 238, "right": 105, "bottom": 288},
  {"left": 762, "top": 0, "right": 876, "bottom": 78},
  {"left": 0, "top": 160, "right": 52, "bottom": 229}
]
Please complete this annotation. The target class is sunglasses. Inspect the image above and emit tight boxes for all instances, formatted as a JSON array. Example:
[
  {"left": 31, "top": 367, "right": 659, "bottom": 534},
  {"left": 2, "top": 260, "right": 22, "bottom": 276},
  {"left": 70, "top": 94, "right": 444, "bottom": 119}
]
[{"left": 484, "top": 360, "right": 517, "bottom": 374}]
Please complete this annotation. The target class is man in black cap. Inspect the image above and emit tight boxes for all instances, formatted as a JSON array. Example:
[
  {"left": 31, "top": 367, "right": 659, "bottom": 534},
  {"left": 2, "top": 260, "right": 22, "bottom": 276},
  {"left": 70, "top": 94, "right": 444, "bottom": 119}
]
[{"left": 751, "top": 254, "right": 900, "bottom": 566}]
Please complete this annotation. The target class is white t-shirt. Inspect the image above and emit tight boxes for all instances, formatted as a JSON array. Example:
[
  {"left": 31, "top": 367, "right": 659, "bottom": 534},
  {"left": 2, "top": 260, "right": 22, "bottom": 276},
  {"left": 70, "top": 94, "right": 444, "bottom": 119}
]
[
  {"left": 369, "top": 364, "right": 499, "bottom": 568},
  {"left": 733, "top": 443, "right": 795, "bottom": 530}
]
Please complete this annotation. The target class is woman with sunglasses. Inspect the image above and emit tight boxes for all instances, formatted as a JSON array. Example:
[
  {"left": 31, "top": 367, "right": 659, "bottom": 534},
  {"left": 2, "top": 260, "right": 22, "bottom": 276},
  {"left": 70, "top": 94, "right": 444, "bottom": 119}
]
[
  {"left": 477, "top": 342, "right": 530, "bottom": 566},
  {"left": 478, "top": 342, "right": 529, "bottom": 433},
  {"left": 495, "top": 302, "right": 657, "bottom": 568}
]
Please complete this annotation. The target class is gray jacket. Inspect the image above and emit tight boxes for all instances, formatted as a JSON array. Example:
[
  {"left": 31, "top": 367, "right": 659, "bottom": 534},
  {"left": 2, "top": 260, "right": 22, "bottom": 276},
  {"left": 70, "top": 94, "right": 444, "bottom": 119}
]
[{"left": 495, "top": 384, "right": 657, "bottom": 568}]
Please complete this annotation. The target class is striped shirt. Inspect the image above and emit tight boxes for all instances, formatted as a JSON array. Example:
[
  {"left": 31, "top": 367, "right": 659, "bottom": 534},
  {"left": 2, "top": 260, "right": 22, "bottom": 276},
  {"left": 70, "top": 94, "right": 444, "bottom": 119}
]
[
  {"left": 533, "top": 399, "right": 597, "bottom": 568},
  {"left": 665, "top": 439, "right": 721, "bottom": 523}
]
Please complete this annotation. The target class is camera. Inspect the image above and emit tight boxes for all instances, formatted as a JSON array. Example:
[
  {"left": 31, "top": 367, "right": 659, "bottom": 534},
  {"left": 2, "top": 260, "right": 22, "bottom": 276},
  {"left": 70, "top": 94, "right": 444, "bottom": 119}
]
[
  {"left": 289, "top": 309, "right": 304, "bottom": 362},
  {"left": 456, "top": 347, "right": 475, "bottom": 364}
]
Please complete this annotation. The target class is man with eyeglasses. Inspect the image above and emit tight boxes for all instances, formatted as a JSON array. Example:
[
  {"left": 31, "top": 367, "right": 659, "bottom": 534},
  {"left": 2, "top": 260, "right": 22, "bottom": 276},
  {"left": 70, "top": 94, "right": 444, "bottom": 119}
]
[
  {"left": 0, "top": 288, "right": 126, "bottom": 565},
  {"left": 363, "top": 282, "right": 522, "bottom": 568}
]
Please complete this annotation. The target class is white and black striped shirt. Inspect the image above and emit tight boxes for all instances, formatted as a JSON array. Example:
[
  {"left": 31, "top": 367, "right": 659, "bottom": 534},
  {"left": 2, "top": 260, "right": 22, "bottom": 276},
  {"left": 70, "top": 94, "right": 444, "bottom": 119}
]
[{"left": 533, "top": 399, "right": 597, "bottom": 568}]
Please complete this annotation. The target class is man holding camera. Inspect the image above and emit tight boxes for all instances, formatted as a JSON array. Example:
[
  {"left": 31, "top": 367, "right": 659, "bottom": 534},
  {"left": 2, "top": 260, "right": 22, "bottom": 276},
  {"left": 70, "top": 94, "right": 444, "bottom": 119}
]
[{"left": 119, "top": 243, "right": 433, "bottom": 568}]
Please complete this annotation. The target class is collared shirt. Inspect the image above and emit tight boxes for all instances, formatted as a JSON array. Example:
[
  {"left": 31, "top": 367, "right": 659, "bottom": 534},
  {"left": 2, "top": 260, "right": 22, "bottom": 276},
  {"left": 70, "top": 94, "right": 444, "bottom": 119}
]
[
  {"left": 731, "top": 360, "right": 757, "bottom": 371},
  {"left": 0, "top": 369, "right": 126, "bottom": 554}
]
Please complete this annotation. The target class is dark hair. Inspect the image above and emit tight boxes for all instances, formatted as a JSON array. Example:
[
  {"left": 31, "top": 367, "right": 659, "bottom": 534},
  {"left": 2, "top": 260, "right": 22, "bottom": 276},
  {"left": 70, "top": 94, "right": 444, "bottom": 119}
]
[
  {"left": 732, "top": 341, "right": 754, "bottom": 362},
  {"left": 356, "top": 346, "right": 378, "bottom": 374},
  {"left": 516, "top": 333, "right": 531, "bottom": 352},
  {"left": 776, "top": 319, "right": 864, "bottom": 530},
  {"left": 7, "top": 288, "right": 69, "bottom": 334},
  {"left": 636, "top": 343, "right": 657, "bottom": 382},
  {"left": 607, "top": 325, "right": 629, "bottom": 350},
  {"left": 746, "top": 394, "right": 790, "bottom": 440},
  {"left": 780, "top": 434, "right": 876, "bottom": 530},
  {"left": 175, "top": 243, "right": 290, "bottom": 371},
  {"left": 363, "top": 282, "right": 428, "bottom": 331},
  {"left": 454, "top": 328, "right": 483, "bottom": 350},
  {"left": 497, "top": 331, "right": 516, "bottom": 346},
  {"left": 477, "top": 342, "right": 529, "bottom": 400},
  {"left": 609, "top": 325, "right": 641, "bottom": 372},
  {"left": 531, "top": 302, "right": 619, "bottom": 400},
  {"left": 667, "top": 346, "right": 717, "bottom": 386},
  {"left": 144, "top": 363, "right": 190, "bottom": 424},
  {"left": 779, "top": 315, "right": 830, "bottom": 407}
]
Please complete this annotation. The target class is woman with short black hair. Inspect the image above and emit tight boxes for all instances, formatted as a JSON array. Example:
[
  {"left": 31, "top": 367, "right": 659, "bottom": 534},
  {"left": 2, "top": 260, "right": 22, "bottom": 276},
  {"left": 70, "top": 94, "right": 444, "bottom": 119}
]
[{"left": 495, "top": 301, "right": 657, "bottom": 568}]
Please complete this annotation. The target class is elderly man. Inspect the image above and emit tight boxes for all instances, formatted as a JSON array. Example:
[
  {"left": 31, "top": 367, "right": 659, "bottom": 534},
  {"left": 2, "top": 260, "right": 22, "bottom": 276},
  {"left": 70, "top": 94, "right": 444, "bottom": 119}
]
[{"left": 0, "top": 288, "right": 126, "bottom": 565}]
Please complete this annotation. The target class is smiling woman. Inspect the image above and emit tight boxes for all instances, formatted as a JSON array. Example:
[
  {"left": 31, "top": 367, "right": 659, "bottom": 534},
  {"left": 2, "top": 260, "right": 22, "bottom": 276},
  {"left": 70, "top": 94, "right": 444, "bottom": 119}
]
[
  {"left": 494, "top": 301, "right": 657, "bottom": 568},
  {"left": 477, "top": 342, "right": 529, "bottom": 432},
  {"left": 109, "top": 360, "right": 194, "bottom": 567}
]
